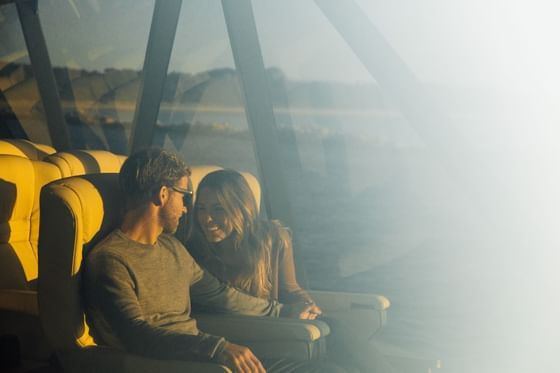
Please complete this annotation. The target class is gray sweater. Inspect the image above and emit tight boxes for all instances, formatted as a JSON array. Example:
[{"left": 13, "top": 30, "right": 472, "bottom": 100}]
[{"left": 83, "top": 229, "right": 282, "bottom": 362}]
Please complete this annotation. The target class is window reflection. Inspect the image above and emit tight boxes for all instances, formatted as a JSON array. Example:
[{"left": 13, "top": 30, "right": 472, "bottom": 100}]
[
  {"left": 0, "top": 4, "right": 50, "bottom": 142},
  {"left": 157, "top": 0, "right": 259, "bottom": 176},
  {"left": 38, "top": 0, "right": 155, "bottom": 153},
  {"left": 253, "top": 0, "right": 429, "bottom": 288},
  {"left": 252, "top": 0, "right": 468, "bottom": 366}
]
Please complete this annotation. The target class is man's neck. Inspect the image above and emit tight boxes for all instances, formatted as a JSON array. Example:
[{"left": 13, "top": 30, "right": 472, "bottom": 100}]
[{"left": 120, "top": 206, "right": 162, "bottom": 245}]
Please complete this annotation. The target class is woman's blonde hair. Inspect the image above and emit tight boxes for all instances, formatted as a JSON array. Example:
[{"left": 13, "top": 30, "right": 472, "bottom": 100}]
[
  {"left": 192, "top": 170, "right": 279, "bottom": 298},
  {"left": 191, "top": 169, "right": 288, "bottom": 298}
]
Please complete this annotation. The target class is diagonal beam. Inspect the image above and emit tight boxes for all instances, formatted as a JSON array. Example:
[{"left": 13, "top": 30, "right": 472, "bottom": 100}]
[
  {"left": 130, "top": 0, "right": 182, "bottom": 154},
  {"left": 315, "top": 0, "right": 465, "bottom": 154},
  {"left": 16, "top": 0, "right": 70, "bottom": 150},
  {"left": 221, "top": 0, "right": 307, "bottom": 285}
]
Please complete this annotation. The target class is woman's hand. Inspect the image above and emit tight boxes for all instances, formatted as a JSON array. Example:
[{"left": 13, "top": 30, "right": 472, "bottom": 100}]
[{"left": 300, "top": 302, "right": 322, "bottom": 320}]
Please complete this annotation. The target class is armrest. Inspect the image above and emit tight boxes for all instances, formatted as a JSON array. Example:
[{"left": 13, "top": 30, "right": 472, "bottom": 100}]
[
  {"left": 60, "top": 346, "right": 231, "bottom": 373},
  {"left": 307, "top": 290, "right": 390, "bottom": 340},
  {"left": 194, "top": 314, "right": 330, "bottom": 360},
  {"left": 0, "top": 289, "right": 38, "bottom": 315},
  {"left": 195, "top": 314, "right": 330, "bottom": 342},
  {"left": 307, "top": 290, "right": 390, "bottom": 312}
]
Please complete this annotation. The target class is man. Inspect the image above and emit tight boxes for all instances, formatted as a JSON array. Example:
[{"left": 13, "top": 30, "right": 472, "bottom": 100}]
[{"left": 83, "top": 148, "right": 345, "bottom": 373}]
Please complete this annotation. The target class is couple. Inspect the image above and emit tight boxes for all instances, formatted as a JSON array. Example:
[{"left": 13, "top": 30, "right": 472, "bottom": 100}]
[{"left": 83, "top": 148, "right": 344, "bottom": 373}]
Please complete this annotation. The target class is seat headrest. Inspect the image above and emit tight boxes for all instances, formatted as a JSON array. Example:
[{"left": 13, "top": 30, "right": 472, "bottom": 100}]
[
  {"left": 188, "top": 166, "right": 261, "bottom": 211},
  {"left": 0, "top": 139, "right": 56, "bottom": 160},
  {"left": 44, "top": 150, "right": 126, "bottom": 177}
]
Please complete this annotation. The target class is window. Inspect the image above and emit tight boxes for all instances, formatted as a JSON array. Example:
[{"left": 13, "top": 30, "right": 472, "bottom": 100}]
[
  {"left": 38, "top": 0, "right": 155, "bottom": 153},
  {"left": 156, "top": 0, "right": 259, "bottom": 175},
  {"left": 0, "top": 3, "right": 49, "bottom": 142},
  {"left": 253, "top": 0, "right": 560, "bottom": 369}
]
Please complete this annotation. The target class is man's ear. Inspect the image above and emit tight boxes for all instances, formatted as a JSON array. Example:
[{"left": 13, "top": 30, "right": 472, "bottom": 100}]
[{"left": 153, "top": 185, "right": 168, "bottom": 207}]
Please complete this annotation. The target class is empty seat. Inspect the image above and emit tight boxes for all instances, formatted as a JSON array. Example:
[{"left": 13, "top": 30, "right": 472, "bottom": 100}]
[
  {"left": 0, "top": 155, "right": 61, "bottom": 298},
  {"left": 0, "top": 146, "right": 125, "bottom": 363},
  {"left": 0, "top": 154, "right": 61, "bottom": 360}
]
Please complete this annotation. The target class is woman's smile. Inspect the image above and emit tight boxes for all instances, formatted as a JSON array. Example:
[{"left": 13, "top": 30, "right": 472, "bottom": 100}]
[{"left": 196, "top": 188, "right": 232, "bottom": 243}]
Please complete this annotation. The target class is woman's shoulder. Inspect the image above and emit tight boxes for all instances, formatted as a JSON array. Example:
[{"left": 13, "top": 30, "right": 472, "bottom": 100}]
[
  {"left": 264, "top": 220, "right": 292, "bottom": 254},
  {"left": 266, "top": 219, "right": 290, "bottom": 235}
]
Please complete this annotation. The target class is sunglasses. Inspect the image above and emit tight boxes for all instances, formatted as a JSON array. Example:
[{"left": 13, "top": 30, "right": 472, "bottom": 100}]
[{"left": 170, "top": 185, "right": 194, "bottom": 206}]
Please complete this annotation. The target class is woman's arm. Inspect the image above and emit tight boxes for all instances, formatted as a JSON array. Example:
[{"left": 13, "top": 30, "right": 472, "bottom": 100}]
[
  {"left": 276, "top": 227, "right": 314, "bottom": 304},
  {"left": 276, "top": 229, "right": 323, "bottom": 319}
]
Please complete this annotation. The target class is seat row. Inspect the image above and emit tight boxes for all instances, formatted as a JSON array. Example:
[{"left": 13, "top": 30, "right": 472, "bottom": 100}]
[
  {"left": 0, "top": 139, "right": 126, "bottom": 292},
  {"left": 0, "top": 139, "right": 389, "bottom": 372},
  {"left": 0, "top": 139, "right": 129, "bottom": 363},
  {"left": 0, "top": 140, "right": 328, "bottom": 370}
]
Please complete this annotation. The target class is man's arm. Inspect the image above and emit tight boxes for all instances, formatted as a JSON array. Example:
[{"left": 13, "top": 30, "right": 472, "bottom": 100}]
[
  {"left": 188, "top": 247, "right": 315, "bottom": 319},
  {"left": 190, "top": 266, "right": 284, "bottom": 316},
  {"left": 83, "top": 253, "right": 225, "bottom": 362}
]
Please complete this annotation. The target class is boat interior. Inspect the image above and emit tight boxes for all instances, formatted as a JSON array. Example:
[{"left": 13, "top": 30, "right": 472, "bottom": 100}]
[{"left": 1, "top": 1, "right": 559, "bottom": 372}]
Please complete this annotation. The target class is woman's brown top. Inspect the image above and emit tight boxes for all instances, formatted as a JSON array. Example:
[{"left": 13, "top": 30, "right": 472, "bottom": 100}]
[{"left": 187, "top": 227, "right": 313, "bottom": 304}]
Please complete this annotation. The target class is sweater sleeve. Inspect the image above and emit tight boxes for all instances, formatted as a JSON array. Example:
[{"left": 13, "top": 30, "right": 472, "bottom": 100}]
[
  {"left": 190, "top": 258, "right": 283, "bottom": 317},
  {"left": 84, "top": 253, "right": 225, "bottom": 362},
  {"left": 277, "top": 228, "right": 314, "bottom": 304}
]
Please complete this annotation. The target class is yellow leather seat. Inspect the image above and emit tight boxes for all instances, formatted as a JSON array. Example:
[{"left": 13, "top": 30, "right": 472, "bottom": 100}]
[
  {"left": 0, "top": 156, "right": 60, "bottom": 293},
  {"left": 0, "top": 145, "right": 126, "bottom": 362},
  {"left": 0, "top": 154, "right": 61, "bottom": 360},
  {"left": 38, "top": 168, "right": 328, "bottom": 372},
  {"left": 39, "top": 172, "right": 231, "bottom": 372},
  {"left": 186, "top": 168, "right": 327, "bottom": 360},
  {"left": 189, "top": 168, "right": 390, "bottom": 363},
  {"left": 187, "top": 165, "right": 261, "bottom": 209},
  {"left": 0, "top": 139, "right": 56, "bottom": 160},
  {"left": 44, "top": 150, "right": 127, "bottom": 177}
]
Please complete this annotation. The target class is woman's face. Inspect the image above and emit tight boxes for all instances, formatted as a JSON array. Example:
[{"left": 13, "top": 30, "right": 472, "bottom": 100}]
[{"left": 196, "top": 188, "right": 233, "bottom": 243}]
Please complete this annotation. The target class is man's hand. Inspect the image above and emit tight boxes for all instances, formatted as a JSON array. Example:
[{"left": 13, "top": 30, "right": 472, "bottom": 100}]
[
  {"left": 282, "top": 301, "right": 323, "bottom": 320},
  {"left": 219, "top": 341, "right": 266, "bottom": 373}
]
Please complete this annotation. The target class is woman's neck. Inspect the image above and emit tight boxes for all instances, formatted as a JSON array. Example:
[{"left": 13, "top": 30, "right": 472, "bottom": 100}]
[{"left": 212, "top": 234, "right": 235, "bottom": 251}]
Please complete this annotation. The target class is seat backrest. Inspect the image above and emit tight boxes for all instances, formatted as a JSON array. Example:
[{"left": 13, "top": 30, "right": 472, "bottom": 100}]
[
  {"left": 189, "top": 165, "right": 223, "bottom": 198},
  {"left": 0, "top": 139, "right": 56, "bottom": 160},
  {"left": 39, "top": 173, "right": 123, "bottom": 350},
  {"left": 188, "top": 166, "right": 261, "bottom": 211},
  {"left": 0, "top": 147, "right": 125, "bottom": 292},
  {"left": 44, "top": 150, "right": 127, "bottom": 177},
  {"left": 0, "top": 155, "right": 61, "bottom": 291},
  {"left": 239, "top": 172, "right": 261, "bottom": 212}
]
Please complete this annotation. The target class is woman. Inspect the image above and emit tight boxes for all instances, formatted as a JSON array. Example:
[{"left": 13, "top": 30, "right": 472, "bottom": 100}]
[
  {"left": 188, "top": 170, "right": 396, "bottom": 372},
  {"left": 187, "top": 169, "right": 322, "bottom": 319}
]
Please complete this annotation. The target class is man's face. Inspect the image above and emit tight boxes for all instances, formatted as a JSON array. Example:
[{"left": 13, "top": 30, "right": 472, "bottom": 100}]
[{"left": 160, "top": 176, "right": 190, "bottom": 234}]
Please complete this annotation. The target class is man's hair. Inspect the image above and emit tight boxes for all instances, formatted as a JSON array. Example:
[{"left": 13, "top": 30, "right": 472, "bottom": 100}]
[{"left": 119, "top": 148, "right": 191, "bottom": 209}]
